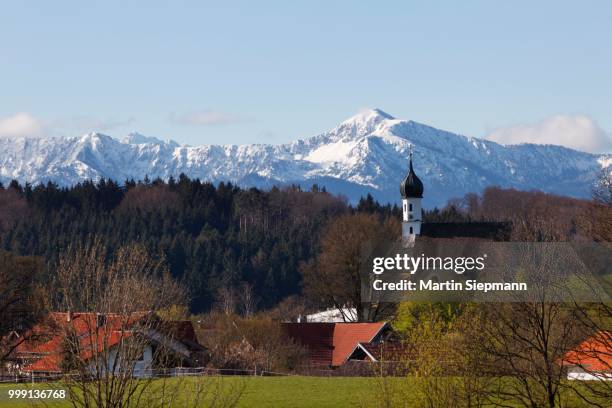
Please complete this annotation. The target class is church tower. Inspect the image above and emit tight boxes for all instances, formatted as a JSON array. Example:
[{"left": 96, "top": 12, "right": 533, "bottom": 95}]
[{"left": 400, "top": 146, "right": 424, "bottom": 244}]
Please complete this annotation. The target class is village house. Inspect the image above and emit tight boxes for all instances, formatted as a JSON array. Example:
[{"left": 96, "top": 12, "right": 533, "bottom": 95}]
[
  {"left": 4, "top": 311, "right": 204, "bottom": 378},
  {"left": 562, "top": 331, "right": 612, "bottom": 381},
  {"left": 281, "top": 322, "right": 389, "bottom": 368}
]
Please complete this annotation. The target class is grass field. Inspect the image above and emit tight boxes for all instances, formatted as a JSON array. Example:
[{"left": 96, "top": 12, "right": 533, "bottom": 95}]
[
  {"left": 236, "top": 376, "right": 383, "bottom": 407},
  {"left": 0, "top": 376, "right": 383, "bottom": 408},
  {"left": 0, "top": 376, "right": 601, "bottom": 407}
]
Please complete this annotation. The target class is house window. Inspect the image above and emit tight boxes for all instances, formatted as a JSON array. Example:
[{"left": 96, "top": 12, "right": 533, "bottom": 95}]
[
  {"left": 409, "top": 227, "right": 413, "bottom": 234},
  {"left": 409, "top": 203, "right": 413, "bottom": 212}
]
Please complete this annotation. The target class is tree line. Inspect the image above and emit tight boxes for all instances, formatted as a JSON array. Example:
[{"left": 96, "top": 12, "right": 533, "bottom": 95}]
[
  {"left": 1, "top": 174, "right": 609, "bottom": 316},
  {"left": 0, "top": 176, "right": 348, "bottom": 313}
]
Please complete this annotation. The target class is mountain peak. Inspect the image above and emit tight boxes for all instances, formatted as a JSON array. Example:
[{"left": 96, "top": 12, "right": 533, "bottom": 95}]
[
  {"left": 122, "top": 132, "right": 163, "bottom": 145},
  {"left": 334, "top": 108, "right": 396, "bottom": 138},
  {"left": 79, "top": 132, "right": 112, "bottom": 142},
  {"left": 371, "top": 108, "right": 395, "bottom": 120},
  {"left": 341, "top": 108, "right": 394, "bottom": 124},
  {"left": 122, "top": 132, "right": 178, "bottom": 146}
]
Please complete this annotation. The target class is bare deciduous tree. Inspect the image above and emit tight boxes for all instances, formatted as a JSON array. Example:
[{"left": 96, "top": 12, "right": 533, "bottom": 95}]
[
  {"left": 477, "top": 245, "right": 591, "bottom": 408},
  {"left": 238, "top": 282, "right": 257, "bottom": 318},
  {"left": 265, "top": 295, "right": 310, "bottom": 322},
  {"left": 301, "top": 213, "right": 400, "bottom": 322},
  {"left": 198, "top": 312, "right": 306, "bottom": 373},
  {"left": 54, "top": 239, "right": 243, "bottom": 408},
  {"left": 216, "top": 287, "right": 236, "bottom": 316}
]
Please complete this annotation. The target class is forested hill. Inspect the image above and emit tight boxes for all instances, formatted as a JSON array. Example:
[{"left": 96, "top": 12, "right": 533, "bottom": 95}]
[
  {"left": 0, "top": 176, "right": 362, "bottom": 312},
  {"left": 1, "top": 175, "right": 602, "bottom": 313}
]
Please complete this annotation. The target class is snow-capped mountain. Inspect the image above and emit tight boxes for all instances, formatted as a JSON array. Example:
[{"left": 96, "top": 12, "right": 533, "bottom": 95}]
[{"left": 1, "top": 109, "right": 609, "bottom": 207}]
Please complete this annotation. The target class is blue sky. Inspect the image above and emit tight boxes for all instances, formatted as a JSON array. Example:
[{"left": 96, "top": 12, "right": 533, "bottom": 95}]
[{"left": 1, "top": 1, "right": 611, "bottom": 152}]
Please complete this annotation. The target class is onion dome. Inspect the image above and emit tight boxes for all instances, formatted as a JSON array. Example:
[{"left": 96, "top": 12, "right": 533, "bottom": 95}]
[{"left": 400, "top": 150, "right": 424, "bottom": 198}]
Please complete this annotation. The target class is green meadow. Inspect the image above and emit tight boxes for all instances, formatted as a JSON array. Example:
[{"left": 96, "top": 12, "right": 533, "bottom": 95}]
[
  {"left": 0, "top": 376, "right": 599, "bottom": 407},
  {"left": 3, "top": 377, "right": 393, "bottom": 407}
]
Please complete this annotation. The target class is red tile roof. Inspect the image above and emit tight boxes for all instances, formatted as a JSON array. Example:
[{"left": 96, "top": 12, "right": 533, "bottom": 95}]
[
  {"left": 282, "top": 322, "right": 387, "bottom": 367},
  {"left": 332, "top": 323, "right": 387, "bottom": 366},
  {"left": 282, "top": 323, "right": 335, "bottom": 367},
  {"left": 562, "top": 331, "right": 612, "bottom": 372},
  {"left": 11, "top": 312, "right": 198, "bottom": 373}
]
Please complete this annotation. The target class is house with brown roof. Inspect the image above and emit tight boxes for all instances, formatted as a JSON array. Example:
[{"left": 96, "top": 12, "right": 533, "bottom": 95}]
[
  {"left": 281, "top": 322, "right": 388, "bottom": 368},
  {"left": 5, "top": 312, "right": 204, "bottom": 377}
]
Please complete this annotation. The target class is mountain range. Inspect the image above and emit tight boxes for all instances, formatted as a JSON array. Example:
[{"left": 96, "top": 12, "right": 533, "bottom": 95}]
[{"left": 1, "top": 109, "right": 609, "bottom": 208}]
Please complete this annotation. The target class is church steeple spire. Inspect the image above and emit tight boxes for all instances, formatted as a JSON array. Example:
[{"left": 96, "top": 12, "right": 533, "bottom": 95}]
[
  {"left": 400, "top": 144, "right": 423, "bottom": 244},
  {"left": 400, "top": 144, "right": 424, "bottom": 199}
]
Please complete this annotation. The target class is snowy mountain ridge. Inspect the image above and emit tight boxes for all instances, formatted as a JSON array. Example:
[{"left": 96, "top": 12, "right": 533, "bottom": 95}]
[{"left": 0, "top": 109, "right": 608, "bottom": 207}]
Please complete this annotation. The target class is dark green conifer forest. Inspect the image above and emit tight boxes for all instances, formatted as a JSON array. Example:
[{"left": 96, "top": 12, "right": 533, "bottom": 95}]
[{"left": 0, "top": 176, "right": 349, "bottom": 312}]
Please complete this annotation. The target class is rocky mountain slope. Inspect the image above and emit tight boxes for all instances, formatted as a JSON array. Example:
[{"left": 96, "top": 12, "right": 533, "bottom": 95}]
[{"left": 1, "top": 109, "right": 608, "bottom": 207}]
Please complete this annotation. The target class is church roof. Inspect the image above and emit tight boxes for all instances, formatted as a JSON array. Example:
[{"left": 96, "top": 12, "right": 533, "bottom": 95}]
[
  {"left": 420, "top": 222, "right": 512, "bottom": 240},
  {"left": 400, "top": 153, "right": 423, "bottom": 198}
]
